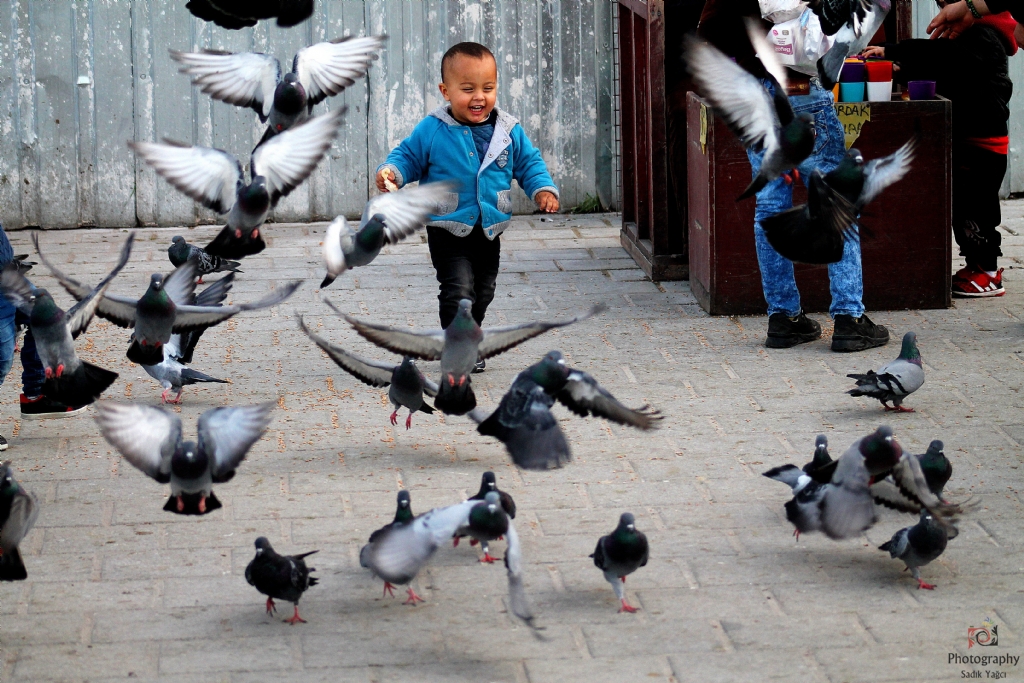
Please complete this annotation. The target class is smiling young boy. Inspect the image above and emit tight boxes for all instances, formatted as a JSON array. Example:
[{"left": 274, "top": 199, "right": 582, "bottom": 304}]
[{"left": 376, "top": 42, "right": 558, "bottom": 370}]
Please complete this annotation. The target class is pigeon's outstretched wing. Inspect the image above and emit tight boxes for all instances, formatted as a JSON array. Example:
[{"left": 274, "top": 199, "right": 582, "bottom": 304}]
[
  {"left": 477, "top": 304, "right": 607, "bottom": 359},
  {"left": 94, "top": 402, "right": 181, "bottom": 483},
  {"left": 170, "top": 49, "right": 281, "bottom": 121},
  {"left": 197, "top": 403, "right": 274, "bottom": 483},
  {"left": 297, "top": 315, "right": 396, "bottom": 387},
  {"left": 890, "top": 455, "right": 962, "bottom": 528},
  {"left": 250, "top": 107, "right": 346, "bottom": 205},
  {"left": 556, "top": 369, "right": 663, "bottom": 429},
  {"left": 858, "top": 132, "right": 919, "bottom": 208},
  {"left": 295, "top": 35, "right": 386, "bottom": 108},
  {"left": 64, "top": 233, "right": 136, "bottom": 338},
  {"left": 172, "top": 280, "right": 302, "bottom": 331},
  {"left": 129, "top": 140, "right": 243, "bottom": 214},
  {"left": 760, "top": 171, "right": 858, "bottom": 265},
  {"left": 503, "top": 523, "right": 535, "bottom": 625},
  {"left": 0, "top": 264, "right": 36, "bottom": 315},
  {"left": 331, "top": 301, "right": 446, "bottom": 361},
  {"left": 322, "top": 217, "right": 355, "bottom": 280},
  {"left": 474, "top": 384, "right": 573, "bottom": 470},
  {"left": 0, "top": 487, "right": 38, "bottom": 553},
  {"left": 362, "top": 181, "right": 458, "bottom": 244}
]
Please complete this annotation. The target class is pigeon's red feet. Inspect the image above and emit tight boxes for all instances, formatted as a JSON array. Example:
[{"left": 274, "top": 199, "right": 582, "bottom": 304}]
[
  {"left": 44, "top": 367, "right": 52, "bottom": 379},
  {"left": 469, "top": 538, "right": 479, "bottom": 547},
  {"left": 496, "top": 536, "right": 504, "bottom": 541},
  {"left": 447, "top": 373, "right": 456, "bottom": 387},
  {"left": 792, "top": 169, "right": 801, "bottom": 182},
  {"left": 619, "top": 575, "right": 627, "bottom": 583},
  {"left": 198, "top": 495, "right": 207, "bottom": 514},
  {"left": 382, "top": 581, "right": 396, "bottom": 598},
  {"left": 917, "top": 579, "right": 936, "bottom": 590},
  {"left": 253, "top": 229, "right": 259, "bottom": 239},
  {"left": 235, "top": 229, "right": 243, "bottom": 238},
  {"left": 284, "top": 605, "right": 306, "bottom": 624},
  {"left": 793, "top": 529, "right": 800, "bottom": 541},
  {"left": 55, "top": 364, "right": 64, "bottom": 378},
  {"left": 161, "top": 389, "right": 170, "bottom": 403},
  {"left": 458, "top": 375, "right": 466, "bottom": 387},
  {"left": 782, "top": 173, "right": 794, "bottom": 185},
  {"left": 403, "top": 588, "right": 425, "bottom": 605},
  {"left": 176, "top": 495, "right": 185, "bottom": 512},
  {"left": 618, "top": 599, "right": 639, "bottom": 613},
  {"left": 172, "top": 390, "right": 183, "bottom": 404},
  {"left": 452, "top": 537, "right": 460, "bottom": 547},
  {"left": 265, "top": 597, "right": 276, "bottom": 614},
  {"left": 479, "top": 552, "right": 498, "bottom": 564},
  {"left": 389, "top": 410, "right": 398, "bottom": 426},
  {"left": 405, "top": 413, "right": 412, "bottom": 430},
  {"left": 197, "top": 277, "right": 204, "bottom": 285}
]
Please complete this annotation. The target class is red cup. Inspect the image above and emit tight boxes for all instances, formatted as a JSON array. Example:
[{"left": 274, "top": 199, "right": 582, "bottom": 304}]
[{"left": 865, "top": 60, "right": 892, "bottom": 82}]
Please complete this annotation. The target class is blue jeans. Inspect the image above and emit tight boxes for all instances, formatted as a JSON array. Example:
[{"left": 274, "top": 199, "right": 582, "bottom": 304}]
[
  {"left": 746, "top": 80, "right": 865, "bottom": 319},
  {"left": 0, "top": 299, "right": 46, "bottom": 397}
]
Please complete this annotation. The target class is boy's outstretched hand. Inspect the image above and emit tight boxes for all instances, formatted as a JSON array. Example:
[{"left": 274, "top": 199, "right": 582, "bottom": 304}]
[
  {"left": 861, "top": 46, "right": 885, "bottom": 58},
  {"left": 376, "top": 169, "right": 398, "bottom": 192},
  {"left": 535, "top": 191, "right": 559, "bottom": 213}
]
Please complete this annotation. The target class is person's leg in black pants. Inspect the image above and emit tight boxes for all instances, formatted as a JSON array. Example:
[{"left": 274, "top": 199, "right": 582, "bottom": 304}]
[
  {"left": 953, "top": 142, "right": 1005, "bottom": 273},
  {"left": 427, "top": 224, "right": 502, "bottom": 330},
  {"left": 468, "top": 227, "right": 501, "bottom": 326}
]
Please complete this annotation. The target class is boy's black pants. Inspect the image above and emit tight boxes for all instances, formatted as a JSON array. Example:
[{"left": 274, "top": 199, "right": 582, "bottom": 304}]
[
  {"left": 427, "top": 224, "right": 501, "bottom": 329},
  {"left": 953, "top": 142, "right": 1006, "bottom": 272}
]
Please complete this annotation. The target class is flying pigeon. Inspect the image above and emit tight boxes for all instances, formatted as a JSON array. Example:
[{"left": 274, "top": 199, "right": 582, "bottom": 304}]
[
  {"left": 847, "top": 332, "right": 924, "bottom": 412},
  {"left": 321, "top": 181, "right": 456, "bottom": 287},
  {"left": 185, "top": 0, "right": 314, "bottom": 30},
  {"left": 0, "top": 462, "right": 39, "bottom": 581},
  {"left": 130, "top": 107, "right": 345, "bottom": 259},
  {"left": 816, "top": 426, "right": 960, "bottom": 540},
  {"left": 168, "top": 236, "right": 241, "bottom": 284},
  {"left": 807, "top": 0, "right": 871, "bottom": 36},
  {"left": 684, "top": 27, "right": 816, "bottom": 200},
  {"left": 469, "top": 383, "right": 572, "bottom": 470},
  {"left": 339, "top": 298, "right": 606, "bottom": 415},
  {"left": 918, "top": 440, "right": 952, "bottom": 502},
  {"left": 172, "top": 35, "right": 384, "bottom": 145},
  {"left": 35, "top": 241, "right": 301, "bottom": 366},
  {"left": 297, "top": 314, "right": 437, "bottom": 429},
  {"left": 94, "top": 401, "right": 274, "bottom": 515},
  {"left": 763, "top": 435, "right": 833, "bottom": 539},
  {"left": 590, "top": 512, "right": 649, "bottom": 613},
  {"left": 359, "top": 498, "right": 534, "bottom": 624},
  {"left": 878, "top": 511, "right": 949, "bottom": 590},
  {"left": 817, "top": 0, "right": 891, "bottom": 88},
  {"left": 761, "top": 135, "right": 918, "bottom": 264},
  {"left": 0, "top": 233, "right": 133, "bottom": 406},
  {"left": 245, "top": 537, "right": 319, "bottom": 624},
  {"left": 11, "top": 254, "right": 35, "bottom": 274}
]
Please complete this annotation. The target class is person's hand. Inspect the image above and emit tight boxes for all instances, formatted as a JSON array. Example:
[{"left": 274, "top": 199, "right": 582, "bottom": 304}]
[
  {"left": 535, "top": 191, "right": 559, "bottom": 213},
  {"left": 376, "top": 169, "right": 397, "bottom": 192},
  {"left": 927, "top": 1, "right": 975, "bottom": 39},
  {"left": 861, "top": 46, "right": 885, "bottom": 58}
]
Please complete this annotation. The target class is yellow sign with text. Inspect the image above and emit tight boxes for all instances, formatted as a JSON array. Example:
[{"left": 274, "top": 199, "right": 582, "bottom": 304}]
[{"left": 835, "top": 102, "right": 870, "bottom": 149}]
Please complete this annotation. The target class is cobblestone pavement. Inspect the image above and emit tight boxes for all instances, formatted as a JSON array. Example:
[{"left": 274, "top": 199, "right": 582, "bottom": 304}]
[{"left": 1, "top": 207, "right": 1023, "bottom": 683}]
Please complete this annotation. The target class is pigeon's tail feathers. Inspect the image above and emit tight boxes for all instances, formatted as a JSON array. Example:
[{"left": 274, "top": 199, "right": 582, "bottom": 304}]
[
  {"left": 179, "top": 368, "right": 229, "bottom": 386},
  {"left": 507, "top": 423, "right": 572, "bottom": 471},
  {"left": 763, "top": 464, "right": 804, "bottom": 488},
  {"left": 418, "top": 400, "right": 435, "bottom": 414},
  {"left": 306, "top": 576, "right": 320, "bottom": 588},
  {"left": 43, "top": 361, "right": 118, "bottom": 406},
  {"left": 434, "top": 381, "right": 477, "bottom": 416},
  {"left": 219, "top": 259, "right": 243, "bottom": 273},
  {"left": 127, "top": 340, "right": 166, "bottom": 366},
  {"left": 738, "top": 172, "right": 769, "bottom": 201},
  {"left": 878, "top": 539, "right": 893, "bottom": 552},
  {"left": 0, "top": 546, "right": 28, "bottom": 581},
  {"left": 846, "top": 371, "right": 881, "bottom": 396},
  {"left": 817, "top": 40, "right": 850, "bottom": 89},
  {"left": 320, "top": 274, "right": 337, "bottom": 288},
  {"left": 163, "top": 491, "right": 222, "bottom": 516},
  {"left": 293, "top": 550, "right": 319, "bottom": 561},
  {"left": 359, "top": 543, "right": 371, "bottom": 568}
]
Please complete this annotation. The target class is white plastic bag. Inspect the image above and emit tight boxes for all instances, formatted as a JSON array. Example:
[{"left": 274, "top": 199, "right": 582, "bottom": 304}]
[
  {"left": 758, "top": 0, "right": 807, "bottom": 23},
  {"left": 765, "top": 8, "right": 835, "bottom": 76}
]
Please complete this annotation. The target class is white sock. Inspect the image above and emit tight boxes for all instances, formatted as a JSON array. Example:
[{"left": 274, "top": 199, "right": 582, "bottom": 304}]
[{"left": 985, "top": 270, "right": 998, "bottom": 277}]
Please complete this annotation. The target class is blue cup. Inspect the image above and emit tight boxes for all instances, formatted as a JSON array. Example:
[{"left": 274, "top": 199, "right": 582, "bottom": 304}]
[{"left": 839, "top": 81, "right": 865, "bottom": 102}]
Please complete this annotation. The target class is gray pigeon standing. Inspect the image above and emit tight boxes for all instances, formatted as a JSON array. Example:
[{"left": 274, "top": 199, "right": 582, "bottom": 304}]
[
  {"left": 168, "top": 236, "right": 241, "bottom": 284},
  {"left": 140, "top": 334, "right": 229, "bottom": 404},
  {"left": 172, "top": 35, "right": 384, "bottom": 146},
  {"left": 359, "top": 499, "right": 534, "bottom": 625},
  {"left": 848, "top": 332, "right": 924, "bottom": 412},
  {"left": 0, "top": 233, "right": 134, "bottom": 406},
  {"left": 130, "top": 107, "right": 345, "bottom": 259},
  {"left": 297, "top": 314, "right": 438, "bottom": 428},
  {"left": 0, "top": 461, "right": 39, "bottom": 581},
  {"left": 94, "top": 401, "right": 274, "bottom": 515},
  {"left": 817, "top": 0, "right": 891, "bottom": 88},
  {"left": 878, "top": 511, "right": 949, "bottom": 590},
  {"left": 35, "top": 239, "right": 301, "bottom": 366},
  {"left": 684, "top": 26, "right": 816, "bottom": 200},
  {"left": 590, "top": 512, "right": 649, "bottom": 613},
  {"left": 339, "top": 298, "right": 606, "bottom": 415},
  {"left": 321, "top": 181, "right": 456, "bottom": 287}
]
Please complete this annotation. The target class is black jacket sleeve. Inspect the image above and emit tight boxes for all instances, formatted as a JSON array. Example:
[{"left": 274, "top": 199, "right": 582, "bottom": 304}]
[{"left": 982, "top": 0, "right": 1024, "bottom": 23}]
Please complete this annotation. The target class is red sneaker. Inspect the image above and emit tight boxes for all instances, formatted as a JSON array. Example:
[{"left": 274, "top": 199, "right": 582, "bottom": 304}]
[{"left": 952, "top": 267, "right": 1004, "bottom": 298}]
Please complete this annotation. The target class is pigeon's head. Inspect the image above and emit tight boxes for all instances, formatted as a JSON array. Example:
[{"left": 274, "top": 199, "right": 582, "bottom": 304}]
[
  {"left": 254, "top": 536, "right": 272, "bottom": 555},
  {"left": 458, "top": 298, "right": 472, "bottom": 312},
  {"left": 275, "top": 75, "right": 306, "bottom": 118},
  {"left": 171, "top": 442, "right": 209, "bottom": 480},
  {"left": 171, "top": 235, "right": 185, "bottom": 246},
  {"left": 396, "top": 489, "right": 411, "bottom": 509},
  {"left": 545, "top": 350, "right": 567, "bottom": 367},
  {"left": 927, "top": 440, "right": 944, "bottom": 456},
  {"left": 814, "top": 435, "right": 828, "bottom": 451},
  {"left": 619, "top": 512, "right": 636, "bottom": 531},
  {"left": 847, "top": 148, "right": 865, "bottom": 166},
  {"left": 898, "top": 331, "right": 921, "bottom": 363},
  {"left": 860, "top": 426, "right": 902, "bottom": 475},
  {"left": 481, "top": 471, "right": 497, "bottom": 491},
  {"left": 150, "top": 273, "right": 164, "bottom": 291},
  {"left": 484, "top": 491, "right": 501, "bottom": 511},
  {"left": 0, "top": 461, "right": 14, "bottom": 493},
  {"left": 533, "top": 350, "right": 570, "bottom": 388}
]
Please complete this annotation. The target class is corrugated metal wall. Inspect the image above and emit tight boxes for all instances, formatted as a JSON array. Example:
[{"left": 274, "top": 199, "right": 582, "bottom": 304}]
[
  {"left": 0, "top": 0, "right": 617, "bottom": 229},
  {"left": 912, "top": 0, "right": 1024, "bottom": 195}
]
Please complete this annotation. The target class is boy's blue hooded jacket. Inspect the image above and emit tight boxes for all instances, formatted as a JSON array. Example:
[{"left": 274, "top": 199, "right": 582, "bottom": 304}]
[{"left": 377, "top": 106, "right": 558, "bottom": 240}]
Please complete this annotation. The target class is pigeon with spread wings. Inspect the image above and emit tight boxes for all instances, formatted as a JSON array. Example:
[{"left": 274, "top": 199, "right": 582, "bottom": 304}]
[
  {"left": 94, "top": 401, "right": 274, "bottom": 515},
  {"left": 130, "top": 107, "right": 345, "bottom": 259},
  {"left": 0, "top": 462, "right": 39, "bottom": 581},
  {"left": 0, "top": 234, "right": 133, "bottom": 406}
]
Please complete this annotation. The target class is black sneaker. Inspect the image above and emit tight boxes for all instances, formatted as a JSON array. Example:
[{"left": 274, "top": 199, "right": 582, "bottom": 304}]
[
  {"left": 0, "top": 434, "right": 8, "bottom": 451},
  {"left": 831, "top": 314, "right": 890, "bottom": 352},
  {"left": 765, "top": 312, "right": 822, "bottom": 348},
  {"left": 473, "top": 359, "right": 486, "bottom": 373},
  {"left": 20, "top": 394, "right": 89, "bottom": 419}
]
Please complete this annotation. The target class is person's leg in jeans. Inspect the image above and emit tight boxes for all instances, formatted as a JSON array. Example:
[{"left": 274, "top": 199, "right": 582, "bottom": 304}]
[
  {"left": 468, "top": 226, "right": 501, "bottom": 326},
  {"left": 427, "top": 226, "right": 476, "bottom": 330}
]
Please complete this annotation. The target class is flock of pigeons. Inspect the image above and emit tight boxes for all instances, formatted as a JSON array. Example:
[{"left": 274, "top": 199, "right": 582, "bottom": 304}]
[{"left": 0, "top": 0, "right": 971, "bottom": 632}]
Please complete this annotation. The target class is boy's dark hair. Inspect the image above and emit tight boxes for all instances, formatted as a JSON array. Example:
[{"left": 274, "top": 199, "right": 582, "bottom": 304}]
[{"left": 441, "top": 42, "right": 495, "bottom": 82}]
